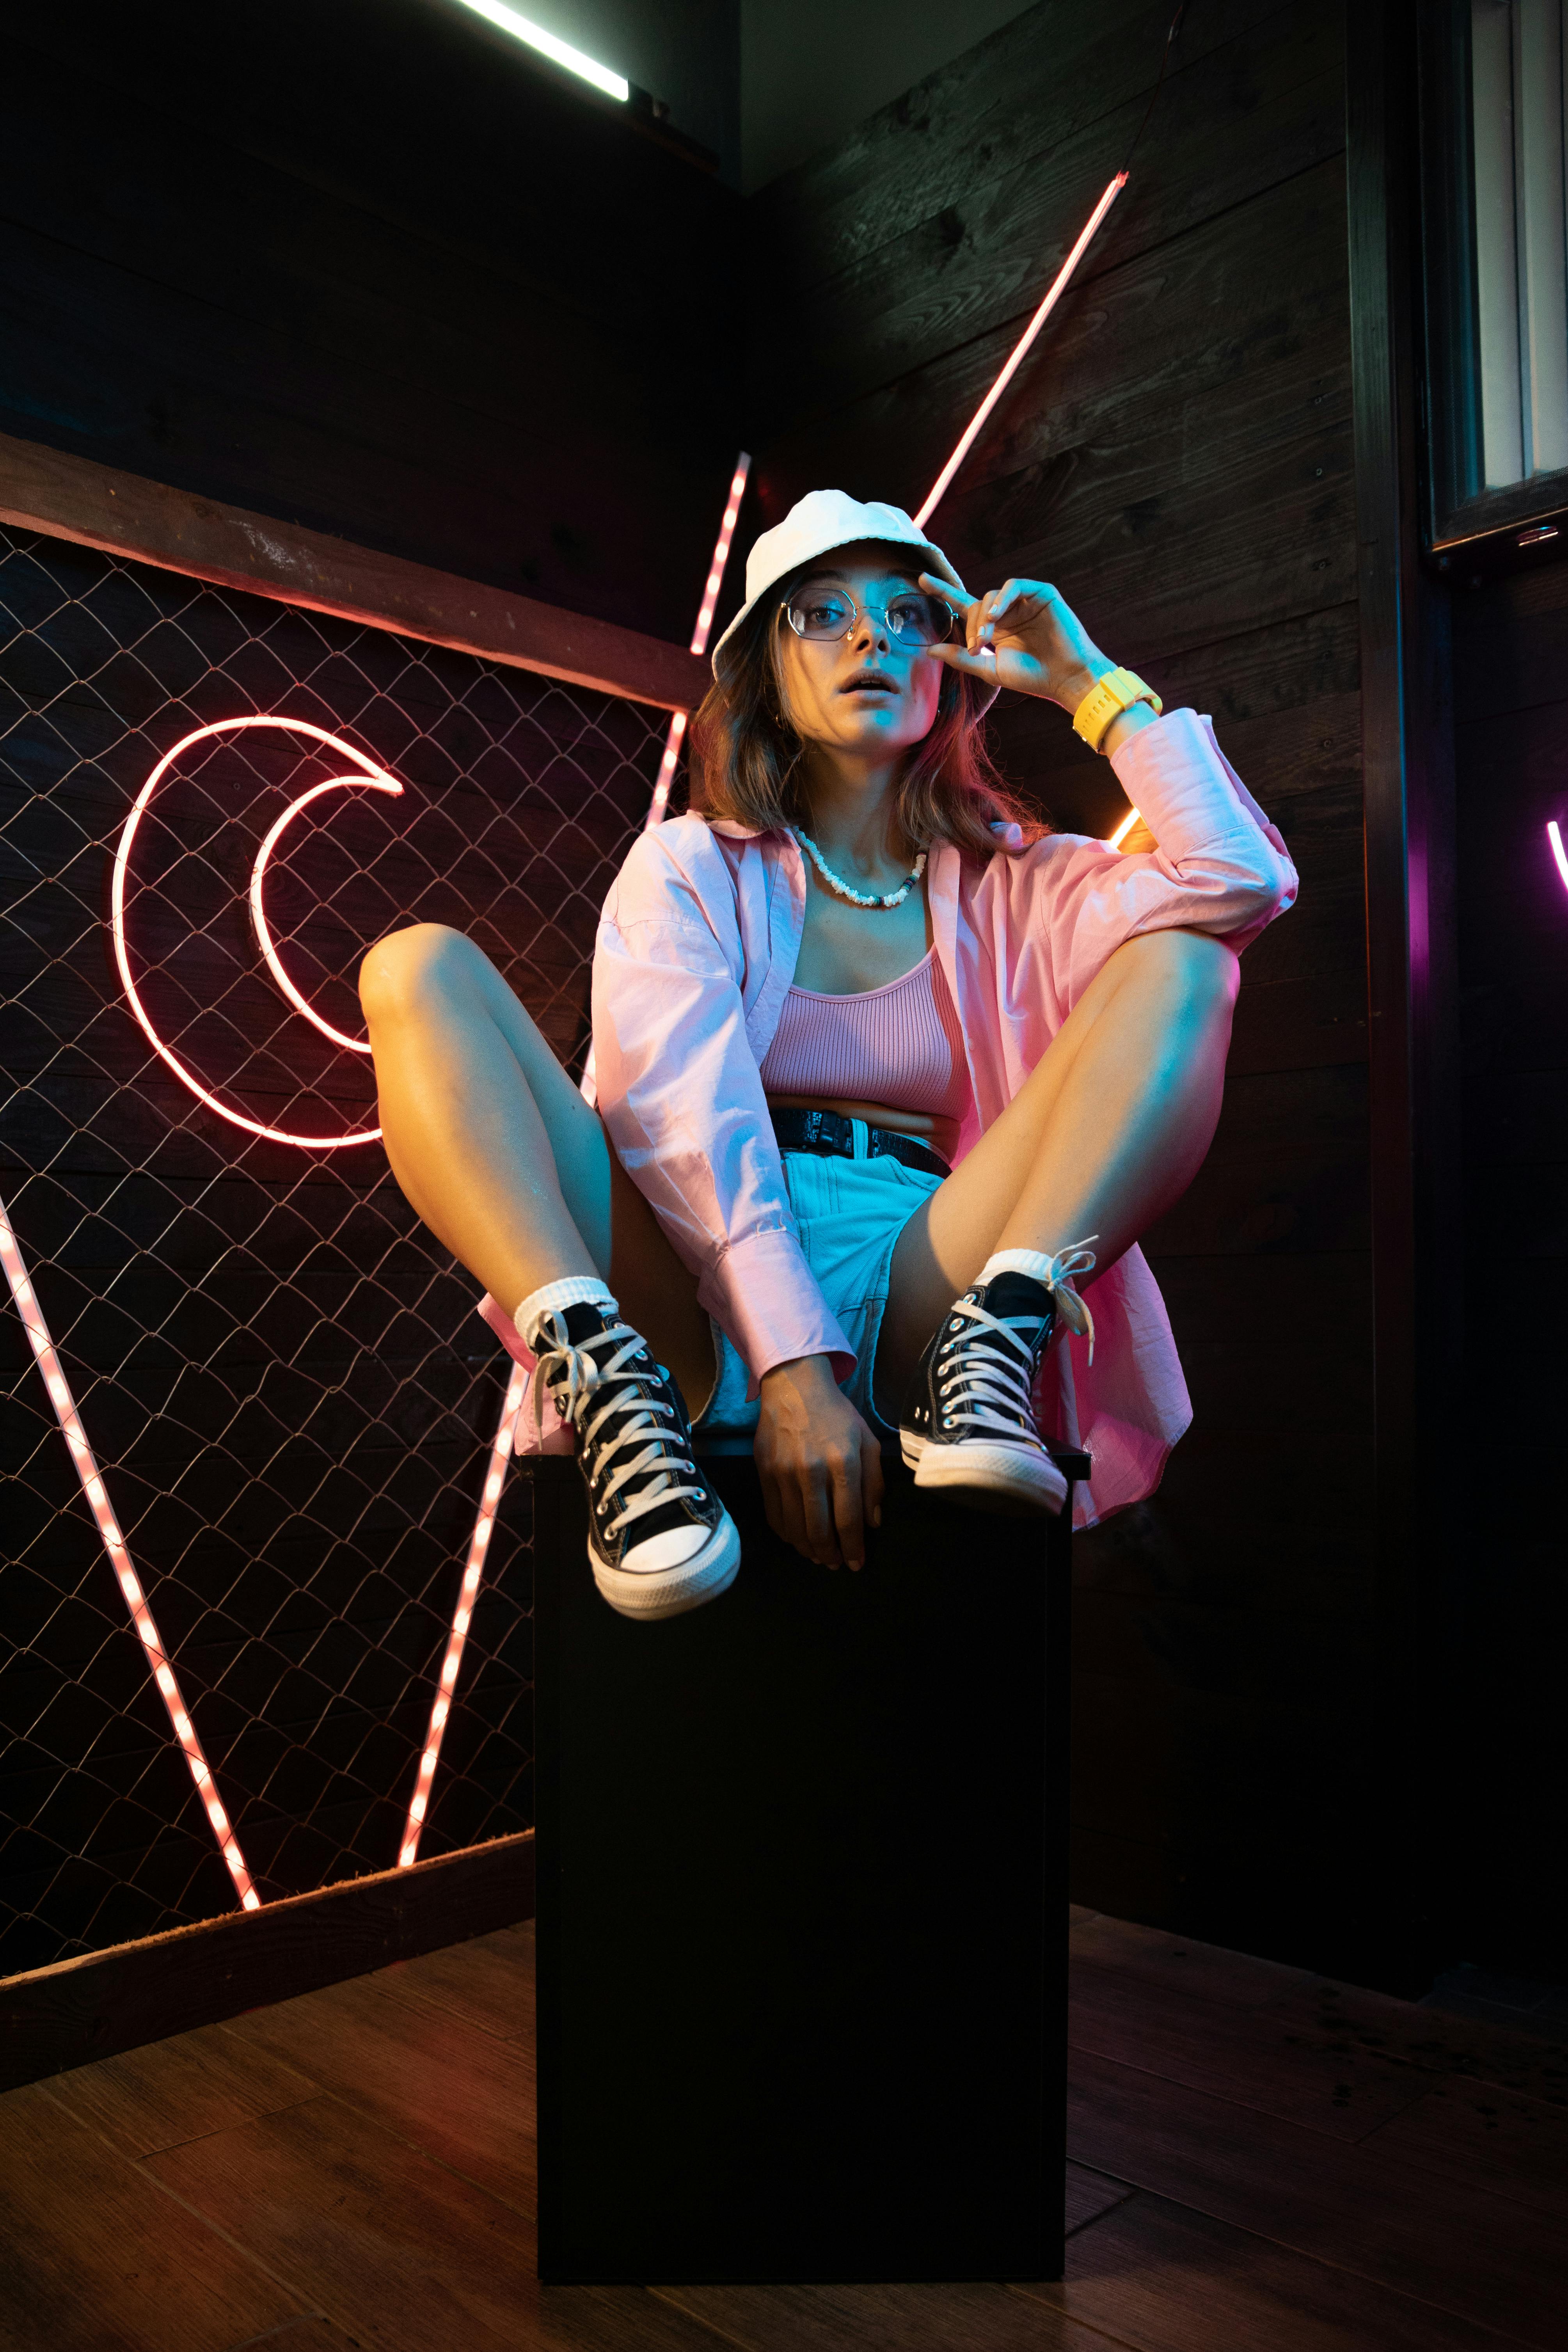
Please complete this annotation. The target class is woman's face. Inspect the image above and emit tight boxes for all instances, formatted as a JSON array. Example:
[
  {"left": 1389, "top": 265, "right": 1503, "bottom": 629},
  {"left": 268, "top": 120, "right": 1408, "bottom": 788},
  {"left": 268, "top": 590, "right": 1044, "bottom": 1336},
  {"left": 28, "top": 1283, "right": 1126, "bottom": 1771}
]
[{"left": 774, "top": 543, "right": 946, "bottom": 764}]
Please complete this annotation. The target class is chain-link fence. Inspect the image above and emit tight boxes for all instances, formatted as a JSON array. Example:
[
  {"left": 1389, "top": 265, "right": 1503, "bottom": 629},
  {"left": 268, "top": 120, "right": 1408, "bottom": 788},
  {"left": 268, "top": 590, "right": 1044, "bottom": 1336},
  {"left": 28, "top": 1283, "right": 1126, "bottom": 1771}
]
[{"left": 0, "top": 522, "right": 668, "bottom": 1977}]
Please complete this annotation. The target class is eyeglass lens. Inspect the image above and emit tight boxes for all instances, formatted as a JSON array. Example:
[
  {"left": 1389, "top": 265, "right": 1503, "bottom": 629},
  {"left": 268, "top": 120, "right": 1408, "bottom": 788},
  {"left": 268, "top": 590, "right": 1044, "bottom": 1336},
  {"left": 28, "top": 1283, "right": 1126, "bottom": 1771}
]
[{"left": 785, "top": 590, "right": 952, "bottom": 646}]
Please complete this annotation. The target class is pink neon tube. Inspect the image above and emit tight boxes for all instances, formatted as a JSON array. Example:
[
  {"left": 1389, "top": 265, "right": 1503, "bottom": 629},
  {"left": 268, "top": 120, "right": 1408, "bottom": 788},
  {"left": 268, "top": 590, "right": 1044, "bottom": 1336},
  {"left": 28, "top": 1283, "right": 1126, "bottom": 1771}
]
[
  {"left": 914, "top": 173, "right": 1127, "bottom": 529},
  {"left": 411, "top": 453, "right": 749, "bottom": 1851},
  {"left": 398, "top": 1359, "right": 527, "bottom": 1867},
  {"left": 0, "top": 1187, "right": 258, "bottom": 1910},
  {"left": 113, "top": 717, "right": 401, "bottom": 1148},
  {"left": 579, "top": 454, "right": 752, "bottom": 1104},
  {"left": 645, "top": 451, "right": 752, "bottom": 829},
  {"left": 250, "top": 774, "right": 402, "bottom": 1053},
  {"left": 1550, "top": 819, "right": 1568, "bottom": 894}
]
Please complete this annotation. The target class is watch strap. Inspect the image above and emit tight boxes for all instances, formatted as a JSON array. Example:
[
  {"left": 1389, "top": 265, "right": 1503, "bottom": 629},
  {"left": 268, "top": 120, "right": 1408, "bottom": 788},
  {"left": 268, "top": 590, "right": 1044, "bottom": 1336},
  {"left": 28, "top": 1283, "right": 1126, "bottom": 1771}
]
[{"left": 1072, "top": 666, "right": 1163, "bottom": 753}]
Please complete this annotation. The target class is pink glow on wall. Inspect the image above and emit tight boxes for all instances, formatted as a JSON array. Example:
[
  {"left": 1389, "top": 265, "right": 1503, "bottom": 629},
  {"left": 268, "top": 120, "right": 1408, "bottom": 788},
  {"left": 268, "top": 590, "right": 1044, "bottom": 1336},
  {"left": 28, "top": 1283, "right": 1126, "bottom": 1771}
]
[
  {"left": 913, "top": 174, "right": 1127, "bottom": 530},
  {"left": 399, "top": 1359, "right": 528, "bottom": 1868},
  {"left": 1549, "top": 819, "right": 1568, "bottom": 893},
  {"left": 250, "top": 774, "right": 402, "bottom": 1053},
  {"left": 0, "top": 1186, "right": 258, "bottom": 1910},
  {"left": 113, "top": 717, "right": 402, "bottom": 1148}
]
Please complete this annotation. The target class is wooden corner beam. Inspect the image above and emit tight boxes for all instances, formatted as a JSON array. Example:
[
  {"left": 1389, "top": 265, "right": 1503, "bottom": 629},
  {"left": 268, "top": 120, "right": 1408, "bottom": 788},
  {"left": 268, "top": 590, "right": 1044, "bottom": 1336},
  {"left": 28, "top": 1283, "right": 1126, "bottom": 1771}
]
[{"left": 0, "top": 430, "right": 710, "bottom": 712}]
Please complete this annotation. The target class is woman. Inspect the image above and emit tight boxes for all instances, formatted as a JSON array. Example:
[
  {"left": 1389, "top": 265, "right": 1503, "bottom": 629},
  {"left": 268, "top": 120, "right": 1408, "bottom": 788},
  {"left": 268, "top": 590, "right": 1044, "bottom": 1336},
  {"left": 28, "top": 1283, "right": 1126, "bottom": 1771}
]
[{"left": 360, "top": 491, "right": 1296, "bottom": 1624}]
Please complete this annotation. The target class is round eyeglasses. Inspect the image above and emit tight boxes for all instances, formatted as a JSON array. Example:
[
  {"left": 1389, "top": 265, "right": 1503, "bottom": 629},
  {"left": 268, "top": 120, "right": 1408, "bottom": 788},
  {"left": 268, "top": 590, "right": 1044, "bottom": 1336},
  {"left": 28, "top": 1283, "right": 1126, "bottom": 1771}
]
[{"left": 781, "top": 587, "right": 956, "bottom": 648}]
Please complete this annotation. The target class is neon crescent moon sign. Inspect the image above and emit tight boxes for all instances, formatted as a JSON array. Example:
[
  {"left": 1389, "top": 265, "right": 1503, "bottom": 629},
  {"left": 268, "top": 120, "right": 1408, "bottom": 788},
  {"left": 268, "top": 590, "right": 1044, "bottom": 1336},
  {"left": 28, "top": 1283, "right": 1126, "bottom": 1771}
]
[
  {"left": 112, "top": 717, "right": 403, "bottom": 1148},
  {"left": 250, "top": 775, "right": 399, "bottom": 1054}
]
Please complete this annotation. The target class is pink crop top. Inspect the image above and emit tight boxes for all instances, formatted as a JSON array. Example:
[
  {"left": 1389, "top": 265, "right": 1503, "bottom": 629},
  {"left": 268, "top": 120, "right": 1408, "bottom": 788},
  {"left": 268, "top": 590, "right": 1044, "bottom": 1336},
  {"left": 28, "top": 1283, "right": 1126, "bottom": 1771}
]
[{"left": 758, "top": 947, "right": 972, "bottom": 1128}]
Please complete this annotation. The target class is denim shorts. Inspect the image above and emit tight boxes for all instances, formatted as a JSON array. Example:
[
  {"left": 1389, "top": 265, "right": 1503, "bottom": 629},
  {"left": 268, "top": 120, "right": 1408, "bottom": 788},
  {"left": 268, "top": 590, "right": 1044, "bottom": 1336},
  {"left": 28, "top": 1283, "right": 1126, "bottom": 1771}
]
[{"left": 693, "top": 1125, "right": 943, "bottom": 1450}]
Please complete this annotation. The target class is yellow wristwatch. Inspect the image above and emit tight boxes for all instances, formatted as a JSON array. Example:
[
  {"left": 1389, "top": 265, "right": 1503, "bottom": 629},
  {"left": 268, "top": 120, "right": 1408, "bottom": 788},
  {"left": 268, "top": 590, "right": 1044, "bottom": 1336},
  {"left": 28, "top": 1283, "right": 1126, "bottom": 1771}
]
[{"left": 1072, "top": 666, "right": 1162, "bottom": 754}]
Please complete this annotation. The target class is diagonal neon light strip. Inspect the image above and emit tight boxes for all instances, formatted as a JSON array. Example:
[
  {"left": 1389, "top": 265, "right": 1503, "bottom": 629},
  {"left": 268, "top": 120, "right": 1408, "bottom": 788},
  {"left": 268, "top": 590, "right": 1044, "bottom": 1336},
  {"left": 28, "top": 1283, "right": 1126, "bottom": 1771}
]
[
  {"left": 645, "top": 451, "right": 751, "bottom": 830},
  {"left": 914, "top": 174, "right": 1127, "bottom": 529},
  {"left": 579, "top": 453, "right": 752, "bottom": 1101},
  {"left": 690, "top": 454, "right": 755, "bottom": 658},
  {"left": 1550, "top": 819, "right": 1568, "bottom": 894},
  {"left": 398, "top": 1359, "right": 528, "bottom": 1867},
  {"left": 0, "top": 1186, "right": 259, "bottom": 1910},
  {"left": 1106, "top": 806, "right": 1142, "bottom": 849},
  {"left": 644, "top": 708, "right": 690, "bottom": 833},
  {"left": 113, "top": 716, "right": 400, "bottom": 1149},
  {"left": 414, "top": 458, "right": 745, "bottom": 1840}
]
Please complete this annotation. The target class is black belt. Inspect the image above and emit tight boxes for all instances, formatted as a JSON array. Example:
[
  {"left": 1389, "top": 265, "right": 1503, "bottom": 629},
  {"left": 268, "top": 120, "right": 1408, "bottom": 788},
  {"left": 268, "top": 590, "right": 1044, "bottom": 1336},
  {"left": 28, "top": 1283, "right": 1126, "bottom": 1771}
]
[{"left": 770, "top": 1105, "right": 951, "bottom": 1181}]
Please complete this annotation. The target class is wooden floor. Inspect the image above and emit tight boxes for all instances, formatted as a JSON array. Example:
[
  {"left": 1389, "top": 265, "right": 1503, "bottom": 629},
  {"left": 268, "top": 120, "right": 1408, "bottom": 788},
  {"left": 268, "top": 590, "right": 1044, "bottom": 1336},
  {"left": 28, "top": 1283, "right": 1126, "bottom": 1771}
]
[{"left": 4, "top": 1908, "right": 1565, "bottom": 2352}]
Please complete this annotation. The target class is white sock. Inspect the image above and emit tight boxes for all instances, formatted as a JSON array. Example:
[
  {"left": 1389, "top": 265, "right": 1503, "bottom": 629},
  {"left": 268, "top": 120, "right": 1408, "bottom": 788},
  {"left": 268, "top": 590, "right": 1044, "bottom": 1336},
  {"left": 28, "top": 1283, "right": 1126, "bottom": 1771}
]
[
  {"left": 977, "top": 1247, "right": 1064, "bottom": 1290},
  {"left": 514, "top": 1275, "right": 618, "bottom": 1352}
]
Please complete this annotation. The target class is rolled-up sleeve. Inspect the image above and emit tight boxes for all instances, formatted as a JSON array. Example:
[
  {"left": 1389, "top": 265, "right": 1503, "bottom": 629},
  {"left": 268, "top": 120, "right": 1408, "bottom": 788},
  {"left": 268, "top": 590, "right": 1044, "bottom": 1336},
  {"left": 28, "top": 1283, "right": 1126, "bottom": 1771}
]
[
  {"left": 593, "top": 832, "right": 854, "bottom": 1393},
  {"left": 1034, "top": 707, "right": 1298, "bottom": 1011}
]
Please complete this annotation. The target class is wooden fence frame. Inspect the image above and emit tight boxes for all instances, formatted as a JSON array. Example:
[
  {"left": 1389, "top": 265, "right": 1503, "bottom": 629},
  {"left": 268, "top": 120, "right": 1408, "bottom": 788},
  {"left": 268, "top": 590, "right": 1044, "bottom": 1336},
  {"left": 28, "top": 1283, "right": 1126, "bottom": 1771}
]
[
  {"left": 0, "top": 430, "right": 710, "bottom": 712},
  {"left": 0, "top": 429, "right": 707, "bottom": 2075},
  {"left": 0, "top": 1833, "right": 535, "bottom": 2091}
]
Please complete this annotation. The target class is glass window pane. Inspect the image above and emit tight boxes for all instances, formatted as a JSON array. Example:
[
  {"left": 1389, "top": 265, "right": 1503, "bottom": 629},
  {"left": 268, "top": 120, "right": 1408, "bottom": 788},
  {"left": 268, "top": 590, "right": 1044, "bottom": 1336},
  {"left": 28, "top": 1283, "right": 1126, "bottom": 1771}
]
[
  {"left": 1516, "top": 0, "right": 1568, "bottom": 473},
  {"left": 1474, "top": 0, "right": 1525, "bottom": 484}
]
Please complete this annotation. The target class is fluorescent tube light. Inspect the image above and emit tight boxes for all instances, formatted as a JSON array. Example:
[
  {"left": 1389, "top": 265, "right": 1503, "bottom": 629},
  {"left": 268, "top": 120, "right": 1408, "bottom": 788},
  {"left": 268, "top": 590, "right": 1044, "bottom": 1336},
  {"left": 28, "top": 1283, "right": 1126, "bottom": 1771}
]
[{"left": 450, "top": 0, "right": 630, "bottom": 101}]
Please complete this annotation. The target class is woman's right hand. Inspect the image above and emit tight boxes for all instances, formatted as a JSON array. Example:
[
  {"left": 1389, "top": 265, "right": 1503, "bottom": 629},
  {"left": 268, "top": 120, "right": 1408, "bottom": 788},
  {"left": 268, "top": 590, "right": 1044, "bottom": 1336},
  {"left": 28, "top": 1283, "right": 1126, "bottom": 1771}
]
[
  {"left": 922, "top": 571, "right": 1113, "bottom": 713},
  {"left": 755, "top": 1355, "right": 884, "bottom": 1570}
]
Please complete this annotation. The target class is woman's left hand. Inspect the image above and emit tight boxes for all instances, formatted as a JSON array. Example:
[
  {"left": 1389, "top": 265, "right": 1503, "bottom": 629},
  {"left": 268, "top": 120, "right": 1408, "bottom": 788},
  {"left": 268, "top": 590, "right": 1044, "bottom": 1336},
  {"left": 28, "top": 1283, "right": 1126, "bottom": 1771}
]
[{"left": 922, "top": 571, "right": 1112, "bottom": 713}]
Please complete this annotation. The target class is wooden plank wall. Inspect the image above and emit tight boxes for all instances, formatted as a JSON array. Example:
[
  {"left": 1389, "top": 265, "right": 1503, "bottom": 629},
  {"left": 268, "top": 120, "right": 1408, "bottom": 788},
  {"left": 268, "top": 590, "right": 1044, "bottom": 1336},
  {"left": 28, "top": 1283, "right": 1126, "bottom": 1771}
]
[
  {"left": 752, "top": 0, "right": 1376, "bottom": 1970},
  {"left": 1449, "top": 565, "right": 1568, "bottom": 1977},
  {"left": 0, "top": 0, "right": 742, "bottom": 648}
]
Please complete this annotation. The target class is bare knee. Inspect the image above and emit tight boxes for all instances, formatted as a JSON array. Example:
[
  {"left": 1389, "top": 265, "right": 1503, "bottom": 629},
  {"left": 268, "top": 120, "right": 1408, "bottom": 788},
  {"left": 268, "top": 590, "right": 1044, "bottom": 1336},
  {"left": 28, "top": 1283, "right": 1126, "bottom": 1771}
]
[{"left": 359, "top": 923, "right": 487, "bottom": 1027}]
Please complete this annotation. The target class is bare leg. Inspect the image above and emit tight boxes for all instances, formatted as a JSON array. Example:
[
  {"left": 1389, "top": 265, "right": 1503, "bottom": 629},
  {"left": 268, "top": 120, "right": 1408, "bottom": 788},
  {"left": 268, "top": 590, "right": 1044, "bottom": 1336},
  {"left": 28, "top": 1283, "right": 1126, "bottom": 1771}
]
[
  {"left": 359, "top": 924, "right": 714, "bottom": 1414},
  {"left": 879, "top": 928, "right": 1238, "bottom": 1396}
]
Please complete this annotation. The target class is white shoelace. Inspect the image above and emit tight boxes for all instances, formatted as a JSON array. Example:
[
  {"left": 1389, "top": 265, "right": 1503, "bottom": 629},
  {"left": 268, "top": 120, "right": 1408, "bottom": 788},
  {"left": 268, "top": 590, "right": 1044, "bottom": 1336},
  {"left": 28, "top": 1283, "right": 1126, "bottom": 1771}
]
[
  {"left": 534, "top": 1318, "right": 705, "bottom": 1540},
  {"left": 1040, "top": 1238, "right": 1097, "bottom": 1364},
  {"left": 937, "top": 1240, "right": 1099, "bottom": 1443}
]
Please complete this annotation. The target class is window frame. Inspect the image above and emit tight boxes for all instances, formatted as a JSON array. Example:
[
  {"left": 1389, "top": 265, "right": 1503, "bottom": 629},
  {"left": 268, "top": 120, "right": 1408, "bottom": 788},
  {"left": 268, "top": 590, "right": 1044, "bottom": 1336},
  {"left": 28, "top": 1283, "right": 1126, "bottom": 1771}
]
[{"left": 1419, "top": 0, "right": 1568, "bottom": 568}]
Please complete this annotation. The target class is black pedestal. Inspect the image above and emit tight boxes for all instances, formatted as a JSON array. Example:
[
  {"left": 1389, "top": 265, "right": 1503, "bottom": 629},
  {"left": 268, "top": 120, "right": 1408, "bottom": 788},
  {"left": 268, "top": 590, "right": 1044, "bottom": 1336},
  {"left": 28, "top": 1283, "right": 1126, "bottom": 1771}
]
[{"left": 529, "top": 1448, "right": 1084, "bottom": 2284}]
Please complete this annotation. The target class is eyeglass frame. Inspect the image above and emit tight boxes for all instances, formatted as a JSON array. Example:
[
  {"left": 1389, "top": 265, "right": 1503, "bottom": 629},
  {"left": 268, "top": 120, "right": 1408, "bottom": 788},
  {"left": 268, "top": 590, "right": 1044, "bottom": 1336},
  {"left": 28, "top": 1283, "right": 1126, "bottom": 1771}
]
[{"left": 777, "top": 586, "right": 958, "bottom": 649}]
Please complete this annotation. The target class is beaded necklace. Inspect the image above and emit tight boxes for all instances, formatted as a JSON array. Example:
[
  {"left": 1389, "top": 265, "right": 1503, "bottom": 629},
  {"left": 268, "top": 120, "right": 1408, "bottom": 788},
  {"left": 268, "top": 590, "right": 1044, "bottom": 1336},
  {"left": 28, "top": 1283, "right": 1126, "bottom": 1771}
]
[{"left": 791, "top": 824, "right": 927, "bottom": 911}]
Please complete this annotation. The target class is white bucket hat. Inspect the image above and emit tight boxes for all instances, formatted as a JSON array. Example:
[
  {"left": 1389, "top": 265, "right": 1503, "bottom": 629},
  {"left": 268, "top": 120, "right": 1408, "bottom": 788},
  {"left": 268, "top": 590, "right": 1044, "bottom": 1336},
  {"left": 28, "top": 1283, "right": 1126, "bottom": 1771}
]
[{"left": 712, "top": 488, "right": 998, "bottom": 711}]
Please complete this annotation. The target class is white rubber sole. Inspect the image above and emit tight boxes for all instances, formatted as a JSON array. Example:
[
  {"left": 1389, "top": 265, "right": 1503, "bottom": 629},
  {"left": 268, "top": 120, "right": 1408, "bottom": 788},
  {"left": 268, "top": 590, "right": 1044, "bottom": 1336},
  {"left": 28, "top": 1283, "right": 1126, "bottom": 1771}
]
[
  {"left": 901, "top": 1430, "right": 1068, "bottom": 1518},
  {"left": 590, "top": 1507, "right": 741, "bottom": 1622}
]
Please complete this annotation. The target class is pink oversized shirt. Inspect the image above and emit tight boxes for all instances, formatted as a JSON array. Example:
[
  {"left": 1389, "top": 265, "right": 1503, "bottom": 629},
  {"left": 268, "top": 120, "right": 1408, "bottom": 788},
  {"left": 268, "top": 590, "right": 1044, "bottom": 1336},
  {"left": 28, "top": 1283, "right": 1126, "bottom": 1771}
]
[{"left": 484, "top": 707, "right": 1296, "bottom": 1528}]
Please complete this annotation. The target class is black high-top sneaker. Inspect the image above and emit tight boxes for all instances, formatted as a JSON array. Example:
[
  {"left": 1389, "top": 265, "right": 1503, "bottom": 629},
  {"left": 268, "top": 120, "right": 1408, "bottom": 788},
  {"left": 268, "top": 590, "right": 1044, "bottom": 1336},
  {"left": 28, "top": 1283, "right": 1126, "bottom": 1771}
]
[
  {"left": 899, "top": 1269, "right": 1069, "bottom": 1516},
  {"left": 531, "top": 1301, "right": 739, "bottom": 1619}
]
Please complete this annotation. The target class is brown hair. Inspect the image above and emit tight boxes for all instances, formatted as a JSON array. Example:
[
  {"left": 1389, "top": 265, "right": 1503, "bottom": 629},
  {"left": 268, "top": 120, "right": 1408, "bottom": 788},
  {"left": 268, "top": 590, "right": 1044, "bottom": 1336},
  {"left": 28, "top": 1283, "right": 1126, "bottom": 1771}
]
[{"left": 688, "top": 562, "right": 1042, "bottom": 862}]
